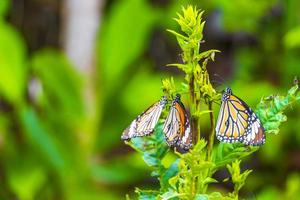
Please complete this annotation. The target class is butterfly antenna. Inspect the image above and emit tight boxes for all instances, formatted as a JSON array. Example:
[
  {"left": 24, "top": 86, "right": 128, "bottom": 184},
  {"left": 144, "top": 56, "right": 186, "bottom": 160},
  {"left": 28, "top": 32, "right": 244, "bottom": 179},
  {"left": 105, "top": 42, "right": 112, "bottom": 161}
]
[
  {"left": 212, "top": 73, "right": 232, "bottom": 94},
  {"left": 211, "top": 80, "right": 223, "bottom": 87},
  {"left": 213, "top": 73, "right": 230, "bottom": 87},
  {"left": 213, "top": 73, "right": 226, "bottom": 83}
]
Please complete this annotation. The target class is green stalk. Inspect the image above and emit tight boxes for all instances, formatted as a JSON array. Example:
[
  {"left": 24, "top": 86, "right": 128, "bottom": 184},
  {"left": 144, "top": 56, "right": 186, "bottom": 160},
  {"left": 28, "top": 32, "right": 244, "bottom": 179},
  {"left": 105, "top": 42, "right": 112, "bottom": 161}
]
[
  {"left": 207, "top": 101, "right": 215, "bottom": 159},
  {"left": 189, "top": 74, "right": 197, "bottom": 143},
  {"left": 189, "top": 71, "right": 201, "bottom": 144}
]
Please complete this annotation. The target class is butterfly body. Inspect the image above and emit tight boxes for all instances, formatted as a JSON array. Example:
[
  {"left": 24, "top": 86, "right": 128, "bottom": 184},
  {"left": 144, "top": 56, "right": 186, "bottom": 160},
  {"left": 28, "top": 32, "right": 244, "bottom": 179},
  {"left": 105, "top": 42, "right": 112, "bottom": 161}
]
[{"left": 216, "top": 88, "right": 265, "bottom": 146}]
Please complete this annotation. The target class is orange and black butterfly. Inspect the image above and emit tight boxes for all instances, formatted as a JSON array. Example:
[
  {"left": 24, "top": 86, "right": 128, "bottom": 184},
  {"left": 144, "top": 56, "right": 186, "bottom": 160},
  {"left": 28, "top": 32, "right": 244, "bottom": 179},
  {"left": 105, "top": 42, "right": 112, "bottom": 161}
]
[
  {"left": 163, "top": 94, "right": 192, "bottom": 150},
  {"left": 216, "top": 88, "right": 265, "bottom": 146},
  {"left": 121, "top": 96, "right": 167, "bottom": 140}
]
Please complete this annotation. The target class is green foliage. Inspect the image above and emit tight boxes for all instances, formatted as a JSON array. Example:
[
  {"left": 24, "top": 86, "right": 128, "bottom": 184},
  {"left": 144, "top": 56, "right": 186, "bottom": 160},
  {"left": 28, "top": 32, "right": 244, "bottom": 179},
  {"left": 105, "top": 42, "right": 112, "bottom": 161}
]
[
  {"left": 124, "top": 5, "right": 300, "bottom": 200},
  {"left": 226, "top": 160, "right": 252, "bottom": 198},
  {"left": 20, "top": 107, "right": 65, "bottom": 170},
  {"left": 97, "top": 0, "right": 163, "bottom": 151},
  {"left": 98, "top": 0, "right": 159, "bottom": 93},
  {"left": 284, "top": 26, "right": 300, "bottom": 49},
  {"left": 0, "top": 0, "right": 9, "bottom": 17},
  {"left": 128, "top": 124, "right": 168, "bottom": 175},
  {"left": 256, "top": 83, "right": 300, "bottom": 134},
  {"left": 135, "top": 188, "right": 158, "bottom": 200},
  {"left": 0, "top": 21, "right": 26, "bottom": 105},
  {"left": 216, "top": 0, "right": 276, "bottom": 33},
  {"left": 167, "top": 6, "right": 206, "bottom": 67},
  {"left": 284, "top": 174, "right": 300, "bottom": 199},
  {"left": 256, "top": 174, "right": 300, "bottom": 199},
  {"left": 213, "top": 143, "right": 257, "bottom": 170},
  {"left": 167, "top": 6, "right": 219, "bottom": 78},
  {"left": 168, "top": 140, "right": 215, "bottom": 198},
  {"left": 31, "top": 49, "right": 84, "bottom": 123},
  {"left": 8, "top": 162, "right": 46, "bottom": 200},
  {"left": 162, "top": 77, "right": 177, "bottom": 99},
  {"left": 0, "top": 18, "right": 108, "bottom": 198},
  {"left": 128, "top": 124, "right": 180, "bottom": 191}
]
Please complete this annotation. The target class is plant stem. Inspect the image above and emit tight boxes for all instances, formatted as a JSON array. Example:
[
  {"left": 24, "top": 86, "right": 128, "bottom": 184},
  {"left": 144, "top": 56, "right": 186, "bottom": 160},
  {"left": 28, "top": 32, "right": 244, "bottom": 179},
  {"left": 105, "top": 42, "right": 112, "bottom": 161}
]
[
  {"left": 189, "top": 73, "right": 200, "bottom": 144},
  {"left": 196, "top": 98, "right": 201, "bottom": 142},
  {"left": 207, "top": 101, "right": 215, "bottom": 160}
]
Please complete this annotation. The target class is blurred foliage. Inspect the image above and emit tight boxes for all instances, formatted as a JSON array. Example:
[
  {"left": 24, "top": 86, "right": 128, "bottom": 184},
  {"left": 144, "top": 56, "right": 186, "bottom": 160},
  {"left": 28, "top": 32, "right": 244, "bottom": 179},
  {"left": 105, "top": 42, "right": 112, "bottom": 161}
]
[
  {"left": 216, "top": 0, "right": 276, "bottom": 33},
  {"left": 284, "top": 26, "right": 300, "bottom": 49},
  {"left": 0, "top": 0, "right": 299, "bottom": 199},
  {"left": 0, "top": 18, "right": 26, "bottom": 104},
  {"left": 99, "top": 0, "right": 159, "bottom": 94},
  {"left": 0, "top": 0, "right": 9, "bottom": 17},
  {"left": 31, "top": 49, "right": 84, "bottom": 124}
]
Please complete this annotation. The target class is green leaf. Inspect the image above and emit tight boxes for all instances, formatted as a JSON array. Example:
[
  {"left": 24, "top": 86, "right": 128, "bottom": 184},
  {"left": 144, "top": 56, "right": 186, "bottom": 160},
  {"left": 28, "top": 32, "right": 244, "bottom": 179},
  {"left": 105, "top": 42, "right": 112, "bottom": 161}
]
[
  {"left": 167, "top": 63, "right": 190, "bottom": 72},
  {"left": 0, "top": 22, "right": 26, "bottom": 104},
  {"left": 195, "top": 194, "right": 209, "bottom": 200},
  {"left": 8, "top": 164, "right": 46, "bottom": 200},
  {"left": 160, "top": 190, "right": 180, "bottom": 200},
  {"left": 213, "top": 143, "right": 258, "bottom": 170},
  {"left": 160, "top": 159, "right": 180, "bottom": 191},
  {"left": 208, "top": 192, "right": 224, "bottom": 199},
  {"left": 98, "top": 0, "right": 159, "bottom": 93},
  {"left": 20, "top": 107, "right": 65, "bottom": 170},
  {"left": 284, "top": 26, "right": 300, "bottom": 49},
  {"left": 162, "top": 77, "right": 177, "bottom": 98},
  {"left": 92, "top": 162, "right": 146, "bottom": 184},
  {"left": 127, "top": 124, "right": 169, "bottom": 177},
  {"left": 166, "top": 29, "right": 188, "bottom": 41},
  {"left": 31, "top": 49, "right": 84, "bottom": 123},
  {"left": 194, "top": 50, "right": 220, "bottom": 61},
  {"left": 216, "top": 0, "right": 276, "bottom": 33},
  {"left": 144, "top": 153, "right": 162, "bottom": 168},
  {"left": 135, "top": 188, "right": 158, "bottom": 200},
  {"left": 256, "top": 83, "right": 300, "bottom": 134},
  {"left": 256, "top": 187, "right": 280, "bottom": 200},
  {"left": 0, "top": 0, "right": 9, "bottom": 17},
  {"left": 285, "top": 174, "right": 300, "bottom": 199},
  {"left": 227, "top": 160, "right": 252, "bottom": 194},
  {"left": 203, "top": 177, "right": 218, "bottom": 185},
  {"left": 121, "top": 68, "right": 165, "bottom": 115}
]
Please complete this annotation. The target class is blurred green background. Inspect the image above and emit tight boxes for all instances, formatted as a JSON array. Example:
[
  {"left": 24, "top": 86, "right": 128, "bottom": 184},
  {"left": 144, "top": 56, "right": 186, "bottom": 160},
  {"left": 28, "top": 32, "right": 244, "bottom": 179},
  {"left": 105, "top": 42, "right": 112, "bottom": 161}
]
[{"left": 0, "top": 0, "right": 299, "bottom": 199}]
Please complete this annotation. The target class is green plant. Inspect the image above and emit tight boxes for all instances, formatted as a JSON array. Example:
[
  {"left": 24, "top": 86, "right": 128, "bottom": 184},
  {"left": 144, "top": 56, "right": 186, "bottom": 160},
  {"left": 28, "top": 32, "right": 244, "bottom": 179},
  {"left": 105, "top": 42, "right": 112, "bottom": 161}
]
[{"left": 124, "top": 5, "right": 300, "bottom": 200}]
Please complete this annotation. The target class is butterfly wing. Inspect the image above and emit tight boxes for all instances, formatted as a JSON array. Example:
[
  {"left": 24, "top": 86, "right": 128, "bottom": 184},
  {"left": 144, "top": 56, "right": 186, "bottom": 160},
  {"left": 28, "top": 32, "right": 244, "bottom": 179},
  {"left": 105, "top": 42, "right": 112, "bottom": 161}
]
[
  {"left": 175, "top": 101, "right": 192, "bottom": 150},
  {"left": 243, "top": 107, "right": 265, "bottom": 146},
  {"left": 216, "top": 92, "right": 265, "bottom": 146},
  {"left": 163, "top": 96, "right": 192, "bottom": 150},
  {"left": 216, "top": 96, "right": 248, "bottom": 143},
  {"left": 163, "top": 104, "right": 179, "bottom": 145},
  {"left": 121, "top": 97, "right": 167, "bottom": 140},
  {"left": 121, "top": 118, "right": 138, "bottom": 140}
]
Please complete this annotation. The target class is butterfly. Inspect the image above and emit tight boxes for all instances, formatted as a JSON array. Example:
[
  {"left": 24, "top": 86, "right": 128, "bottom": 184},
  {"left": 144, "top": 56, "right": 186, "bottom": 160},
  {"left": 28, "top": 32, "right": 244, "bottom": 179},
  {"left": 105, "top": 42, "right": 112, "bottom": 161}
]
[
  {"left": 215, "top": 87, "right": 265, "bottom": 146},
  {"left": 163, "top": 94, "right": 192, "bottom": 150},
  {"left": 121, "top": 96, "right": 167, "bottom": 140}
]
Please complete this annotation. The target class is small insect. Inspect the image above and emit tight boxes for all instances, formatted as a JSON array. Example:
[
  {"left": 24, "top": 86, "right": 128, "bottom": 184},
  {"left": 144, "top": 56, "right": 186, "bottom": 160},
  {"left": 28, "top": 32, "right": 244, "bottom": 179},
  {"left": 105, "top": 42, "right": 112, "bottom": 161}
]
[
  {"left": 215, "top": 88, "right": 265, "bottom": 146},
  {"left": 163, "top": 94, "right": 192, "bottom": 150},
  {"left": 121, "top": 96, "right": 167, "bottom": 140}
]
